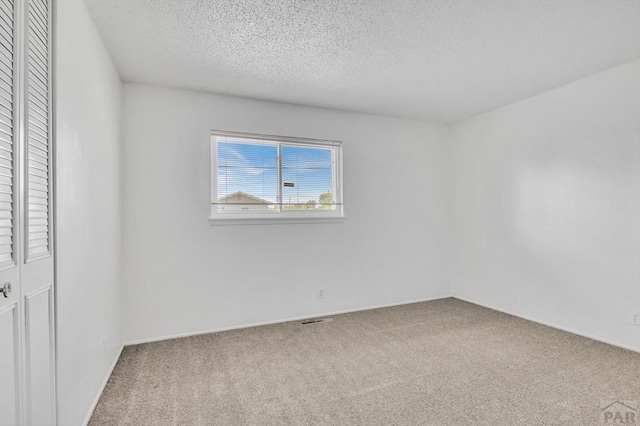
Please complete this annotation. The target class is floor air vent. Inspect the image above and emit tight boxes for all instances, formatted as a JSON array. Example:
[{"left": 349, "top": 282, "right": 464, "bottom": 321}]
[{"left": 301, "top": 318, "right": 333, "bottom": 325}]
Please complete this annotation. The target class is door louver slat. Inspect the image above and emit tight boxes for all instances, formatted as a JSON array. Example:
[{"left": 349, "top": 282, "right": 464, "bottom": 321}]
[
  {"left": 25, "top": 0, "right": 49, "bottom": 261},
  {"left": 0, "top": 0, "right": 13, "bottom": 268}
]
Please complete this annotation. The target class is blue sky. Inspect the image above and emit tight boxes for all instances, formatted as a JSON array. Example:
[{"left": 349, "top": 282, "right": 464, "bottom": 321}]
[{"left": 217, "top": 142, "right": 333, "bottom": 204}]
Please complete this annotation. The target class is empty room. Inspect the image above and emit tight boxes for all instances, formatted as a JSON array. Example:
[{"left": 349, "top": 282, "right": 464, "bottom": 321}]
[{"left": 0, "top": 0, "right": 638, "bottom": 425}]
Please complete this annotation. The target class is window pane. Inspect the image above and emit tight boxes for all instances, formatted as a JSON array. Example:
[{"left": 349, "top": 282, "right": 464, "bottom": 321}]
[
  {"left": 217, "top": 141, "right": 278, "bottom": 208},
  {"left": 211, "top": 132, "right": 343, "bottom": 220},
  {"left": 281, "top": 145, "right": 334, "bottom": 211}
]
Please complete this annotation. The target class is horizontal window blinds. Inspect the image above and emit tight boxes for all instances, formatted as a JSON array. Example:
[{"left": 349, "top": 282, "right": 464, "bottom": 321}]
[
  {"left": 216, "top": 140, "right": 279, "bottom": 205},
  {"left": 26, "top": 0, "right": 49, "bottom": 260},
  {"left": 214, "top": 135, "right": 341, "bottom": 211},
  {"left": 281, "top": 144, "right": 335, "bottom": 210},
  {"left": 0, "top": 0, "right": 14, "bottom": 268}
]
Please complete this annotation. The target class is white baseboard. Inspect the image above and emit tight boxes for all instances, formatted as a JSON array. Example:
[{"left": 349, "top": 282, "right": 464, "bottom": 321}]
[
  {"left": 453, "top": 296, "right": 640, "bottom": 354},
  {"left": 82, "top": 344, "right": 125, "bottom": 426},
  {"left": 124, "top": 294, "right": 453, "bottom": 346}
]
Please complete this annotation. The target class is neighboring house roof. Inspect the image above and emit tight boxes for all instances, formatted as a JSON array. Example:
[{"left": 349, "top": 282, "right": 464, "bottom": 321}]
[{"left": 218, "top": 191, "right": 270, "bottom": 204}]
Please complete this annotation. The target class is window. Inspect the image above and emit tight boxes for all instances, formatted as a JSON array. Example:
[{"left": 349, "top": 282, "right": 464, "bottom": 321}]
[{"left": 210, "top": 131, "right": 343, "bottom": 223}]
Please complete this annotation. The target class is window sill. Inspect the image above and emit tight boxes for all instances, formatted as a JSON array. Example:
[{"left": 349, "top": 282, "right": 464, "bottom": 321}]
[{"left": 209, "top": 216, "right": 346, "bottom": 226}]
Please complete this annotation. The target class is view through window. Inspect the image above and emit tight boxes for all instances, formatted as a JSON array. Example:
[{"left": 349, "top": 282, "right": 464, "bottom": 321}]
[{"left": 211, "top": 131, "right": 343, "bottom": 220}]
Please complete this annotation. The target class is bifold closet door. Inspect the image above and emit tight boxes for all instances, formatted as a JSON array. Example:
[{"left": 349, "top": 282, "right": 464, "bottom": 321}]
[
  {"left": 22, "top": 0, "right": 55, "bottom": 423},
  {"left": 0, "top": 0, "right": 23, "bottom": 423},
  {"left": 0, "top": 0, "right": 54, "bottom": 423}
]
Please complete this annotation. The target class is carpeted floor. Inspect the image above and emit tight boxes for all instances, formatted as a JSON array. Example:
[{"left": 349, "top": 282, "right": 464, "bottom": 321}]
[{"left": 90, "top": 298, "right": 640, "bottom": 425}]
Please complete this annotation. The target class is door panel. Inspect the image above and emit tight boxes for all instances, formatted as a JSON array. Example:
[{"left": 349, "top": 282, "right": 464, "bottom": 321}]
[
  {"left": 24, "top": 285, "right": 54, "bottom": 426},
  {"left": 21, "top": 0, "right": 55, "bottom": 423},
  {"left": 0, "top": 302, "right": 20, "bottom": 425},
  {"left": 0, "top": 0, "right": 23, "bottom": 423},
  {"left": 0, "top": 0, "right": 15, "bottom": 271},
  {"left": 25, "top": 0, "right": 50, "bottom": 262}
]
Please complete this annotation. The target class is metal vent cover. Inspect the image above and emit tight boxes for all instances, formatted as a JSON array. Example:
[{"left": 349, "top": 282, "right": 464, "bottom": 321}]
[{"left": 301, "top": 318, "right": 333, "bottom": 325}]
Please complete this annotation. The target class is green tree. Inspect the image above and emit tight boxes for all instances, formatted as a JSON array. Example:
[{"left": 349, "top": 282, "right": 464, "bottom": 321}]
[{"left": 319, "top": 192, "right": 332, "bottom": 210}]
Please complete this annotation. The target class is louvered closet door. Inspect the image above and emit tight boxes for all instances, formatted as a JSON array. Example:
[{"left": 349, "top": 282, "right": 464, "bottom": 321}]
[
  {"left": 25, "top": 0, "right": 48, "bottom": 259},
  {"left": 22, "top": 0, "right": 55, "bottom": 424},
  {"left": 0, "top": 0, "right": 55, "bottom": 423},
  {"left": 0, "top": 0, "right": 23, "bottom": 424}
]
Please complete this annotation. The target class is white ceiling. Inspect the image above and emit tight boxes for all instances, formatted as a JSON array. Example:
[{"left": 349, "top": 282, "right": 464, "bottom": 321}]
[{"left": 84, "top": 0, "right": 640, "bottom": 123}]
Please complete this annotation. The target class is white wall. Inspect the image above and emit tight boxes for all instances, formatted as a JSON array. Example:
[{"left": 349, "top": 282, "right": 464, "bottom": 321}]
[
  {"left": 121, "top": 84, "right": 452, "bottom": 343},
  {"left": 56, "top": 0, "right": 123, "bottom": 424},
  {"left": 451, "top": 60, "right": 640, "bottom": 351}
]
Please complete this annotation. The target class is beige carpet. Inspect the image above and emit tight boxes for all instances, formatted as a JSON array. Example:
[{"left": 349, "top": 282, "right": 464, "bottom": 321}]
[{"left": 90, "top": 298, "right": 640, "bottom": 425}]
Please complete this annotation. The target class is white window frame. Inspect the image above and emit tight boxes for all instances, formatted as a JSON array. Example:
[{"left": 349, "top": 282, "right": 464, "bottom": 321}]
[{"left": 210, "top": 130, "right": 344, "bottom": 225}]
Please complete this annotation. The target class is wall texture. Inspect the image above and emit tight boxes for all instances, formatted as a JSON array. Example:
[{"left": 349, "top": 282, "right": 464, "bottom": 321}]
[
  {"left": 56, "top": 0, "right": 123, "bottom": 424},
  {"left": 121, "top": 83, "right": 453, "bottom": 343},
  {"left": 451, "top": 60, "right": 640, "bottom": 351}
]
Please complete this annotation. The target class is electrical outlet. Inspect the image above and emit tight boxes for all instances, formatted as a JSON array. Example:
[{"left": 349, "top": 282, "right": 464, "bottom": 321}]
[
  {"left": 318, "top": 288, "right": 325, "bottom": 299},
  {"left": 102, "top": 335, "right": 108, "bottom": 351},
  {"left": 631, "top": 311, "right": 640, "bottom": 326}
]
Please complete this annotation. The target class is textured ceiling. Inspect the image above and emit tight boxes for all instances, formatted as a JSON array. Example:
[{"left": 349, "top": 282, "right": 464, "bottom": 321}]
[{"left": 84, "top": 0, "right": 640, "bottom": 122}]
